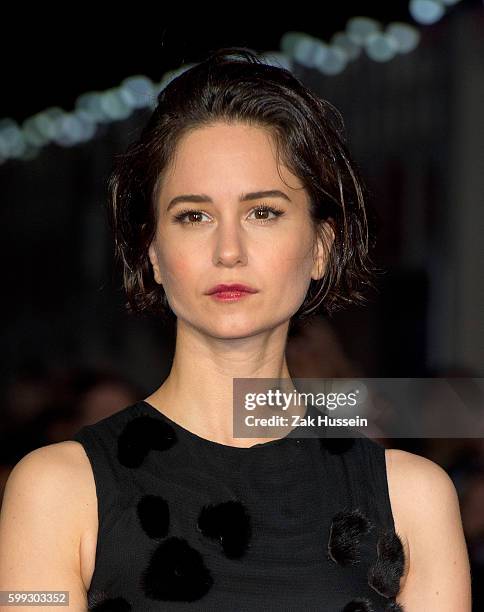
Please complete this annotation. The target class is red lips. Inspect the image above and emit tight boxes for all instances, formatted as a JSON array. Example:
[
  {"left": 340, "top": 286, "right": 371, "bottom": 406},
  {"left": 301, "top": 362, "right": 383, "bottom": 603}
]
[{"left": 206, "top": 283, "right": 258, "bottom": 295}]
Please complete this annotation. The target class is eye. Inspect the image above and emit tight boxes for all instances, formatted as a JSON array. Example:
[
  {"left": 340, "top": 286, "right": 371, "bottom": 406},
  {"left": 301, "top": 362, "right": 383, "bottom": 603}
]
[
  {"left": 248, "top": 204, "right": 285, "bottom": 224},
  {"left": 172, "top": 209, "right": 212, "bottom": 225}
]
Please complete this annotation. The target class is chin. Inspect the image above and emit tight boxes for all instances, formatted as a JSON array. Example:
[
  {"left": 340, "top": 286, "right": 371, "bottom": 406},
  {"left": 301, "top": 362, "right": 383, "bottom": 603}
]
[
  {"left": 209, "top": 316, "right": 293, "bottom": 340},
  {"left": 202, "top": 316, "right": 267, "bottom": 339},
  {"left": 210, "top": 324, "right": 261, "bottom": 340}
]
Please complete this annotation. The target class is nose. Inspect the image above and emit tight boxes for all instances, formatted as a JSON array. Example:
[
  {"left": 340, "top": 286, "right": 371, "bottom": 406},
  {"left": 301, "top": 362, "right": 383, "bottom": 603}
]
[{"left": 213, "top": 217, "right": 248, "bottom": 267}]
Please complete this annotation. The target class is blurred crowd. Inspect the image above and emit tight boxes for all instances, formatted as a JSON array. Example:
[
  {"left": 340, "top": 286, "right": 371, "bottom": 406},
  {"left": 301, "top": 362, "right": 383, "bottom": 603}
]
[{"left": 0, "top": 363, "right": 142, "bottom": 500}]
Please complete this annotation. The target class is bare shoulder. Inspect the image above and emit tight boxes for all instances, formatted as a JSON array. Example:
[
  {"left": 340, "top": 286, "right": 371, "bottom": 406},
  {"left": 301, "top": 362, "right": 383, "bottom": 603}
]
[
  {"left": 385, "top": 447, "right": 461, "bottom": 525},
  {"left": 385, "top": 447, "right": 457, "bottom": 501},
  {"left": 2, "top": 440, "right": 95, "bottom": 516},
  {"left": 0, "top": 441, "right": 97, "bottom": 604},
  {"left": 6, "top": 439, "right": 91, "bottom": 477},
  {"left": 385, "top": 448, "right": 472, "bottom": 610}
]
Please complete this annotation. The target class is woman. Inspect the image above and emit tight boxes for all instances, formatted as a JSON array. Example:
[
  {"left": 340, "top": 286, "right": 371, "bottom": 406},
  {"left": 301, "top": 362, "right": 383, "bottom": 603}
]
[{"left": 0, "top": 47, "right": 471, "bottom": 611}]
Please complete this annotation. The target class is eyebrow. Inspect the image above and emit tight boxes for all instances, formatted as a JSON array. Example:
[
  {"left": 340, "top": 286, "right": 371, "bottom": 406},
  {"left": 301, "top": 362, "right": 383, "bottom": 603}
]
[{"left": 166, "top": 189, "right": 291, "bottom": 211}]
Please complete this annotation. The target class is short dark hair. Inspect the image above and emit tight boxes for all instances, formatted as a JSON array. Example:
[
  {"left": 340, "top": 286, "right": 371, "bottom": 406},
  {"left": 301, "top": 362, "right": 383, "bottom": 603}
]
[{"left": 106, "top": 46, "right": 378, "bottom": 325}]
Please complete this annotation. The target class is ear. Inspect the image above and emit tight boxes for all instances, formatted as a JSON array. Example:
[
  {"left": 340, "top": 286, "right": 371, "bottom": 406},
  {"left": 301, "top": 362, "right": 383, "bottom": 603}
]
[
  {"left": 311, "top": 220, "right": 335, "bottom": 281},
  {"left": 148, "top": 243, "right": 163, "bottom": 285}
]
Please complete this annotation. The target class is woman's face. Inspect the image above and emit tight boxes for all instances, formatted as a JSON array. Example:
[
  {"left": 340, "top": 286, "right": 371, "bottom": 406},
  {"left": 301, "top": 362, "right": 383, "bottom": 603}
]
[{"left": 148, "top": 121, "right": 332, "bottom": 339}]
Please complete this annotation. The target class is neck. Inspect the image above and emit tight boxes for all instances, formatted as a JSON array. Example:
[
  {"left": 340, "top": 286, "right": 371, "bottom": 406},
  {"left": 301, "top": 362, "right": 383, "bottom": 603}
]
[{"left": 145, "top": 317, "right": 300, "bottom": 447}]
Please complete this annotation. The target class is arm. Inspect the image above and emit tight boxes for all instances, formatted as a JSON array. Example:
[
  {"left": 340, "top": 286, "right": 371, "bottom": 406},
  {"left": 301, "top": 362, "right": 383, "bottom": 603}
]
[
  {"left": 0, "top": 443, "right": 88, "bottom": 611},
  {"left": 386, "top": 448, "right": 472, "bottom": 611}
]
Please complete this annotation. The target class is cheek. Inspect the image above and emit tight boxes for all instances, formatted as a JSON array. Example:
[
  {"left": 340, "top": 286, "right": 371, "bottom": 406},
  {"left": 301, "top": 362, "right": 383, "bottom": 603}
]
[
  {"left": 158, "top": 244, "right": 199, "bottom": 288},
  {"left": 271, "top": 226, "right": 313, "bottom": 272},
  {"left": 259, "top": 232, "right": 314, "bottom": 295}
]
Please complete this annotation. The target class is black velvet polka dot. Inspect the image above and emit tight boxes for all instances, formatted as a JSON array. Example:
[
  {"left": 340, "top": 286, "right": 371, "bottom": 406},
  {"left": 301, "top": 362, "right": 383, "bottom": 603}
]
[
  {"left": 327, "top": 508, "right": 374, "bottom": 566},
  {"left": 367, "top": 530, "right": 405, "bottom": 598},
  {"left": 197, "top": 499, "right": 252, "bottom": 559},
  {"left": 341, "top": 598, "right": 375, "bottom": 612},
  {"left": 137, "top": 494, "right": 170, "bottom": 539},
  {"left": 117, "top": 415, "right": 177, "bottom": 468},
  {"left": 89, "top": 596, "right": 132, "bottom": 611},
  {"left": 140, "top": 535, "right": 213, "bottom": 602}
]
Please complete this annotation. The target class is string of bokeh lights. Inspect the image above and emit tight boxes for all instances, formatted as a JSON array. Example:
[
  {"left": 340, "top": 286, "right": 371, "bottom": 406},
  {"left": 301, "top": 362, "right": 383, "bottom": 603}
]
[{"left": 0, "top": 0, "right": 467, "bottom": 165}]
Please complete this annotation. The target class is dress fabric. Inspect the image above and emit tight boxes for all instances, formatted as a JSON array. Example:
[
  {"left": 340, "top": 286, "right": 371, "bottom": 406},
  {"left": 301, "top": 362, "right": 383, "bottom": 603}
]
[{"left": 71, "top": 400, "right": 406, "bottom": 612}]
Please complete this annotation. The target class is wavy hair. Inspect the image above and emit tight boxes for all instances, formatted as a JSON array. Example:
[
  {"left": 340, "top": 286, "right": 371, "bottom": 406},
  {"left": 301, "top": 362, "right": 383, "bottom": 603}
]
[{"left": 106, "top": 46, "right": 378, "bottom": 325}]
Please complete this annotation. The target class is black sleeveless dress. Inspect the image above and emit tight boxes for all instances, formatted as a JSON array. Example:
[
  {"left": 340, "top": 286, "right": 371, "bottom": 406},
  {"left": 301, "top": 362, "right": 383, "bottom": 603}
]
[{"left": 72, "top": 401, "right": 406, "bottom": 611}]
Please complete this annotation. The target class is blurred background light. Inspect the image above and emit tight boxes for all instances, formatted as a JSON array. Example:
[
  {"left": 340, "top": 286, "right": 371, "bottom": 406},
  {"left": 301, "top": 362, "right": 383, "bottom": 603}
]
[
  {"left": 119, "top": 75, "right": 156, "bottom": 110},
  {"left": 280, "top": 31, "right": 309, "bottom": 57},
  {"left": 346, "top": 16, "right": 382, "bottom": 45},
  {"left": 409, "top": 0, "right": 446, "bottom": 25},
  {"left": 331, "top": 31, "right": 362, "bottom": 61},
  {"left": 292, "top": 35, "right": 329, "bottom": 69},
  {"left": 0, "top": 119, "right": 25, "bottom": 160},
  {"left": 365, "top": 32, "right": 399, "bottom": 62},
  {"left": 75, "top": 92, "right": 107, "bottom": 123},
  {"left": 386, "top": 22, "right": 421, "bottom": 54},
  {"left": 316, "top": 45, "right": 349, "bottom": 74},
  {"left": 98, "top": 88, "right": 132, "bottom": 122}
]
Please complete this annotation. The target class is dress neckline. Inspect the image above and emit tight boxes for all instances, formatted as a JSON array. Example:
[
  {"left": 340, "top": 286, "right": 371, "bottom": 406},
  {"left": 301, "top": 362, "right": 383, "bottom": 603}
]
[{"left": 137, "top": 399, "right": 310, "bottom": 454}]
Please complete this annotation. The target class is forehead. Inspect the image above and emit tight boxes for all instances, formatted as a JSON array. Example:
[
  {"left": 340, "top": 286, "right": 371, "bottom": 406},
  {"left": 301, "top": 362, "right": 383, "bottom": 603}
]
[{"left": 158, "top": 122, "right": 305, "bottom": 198}]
